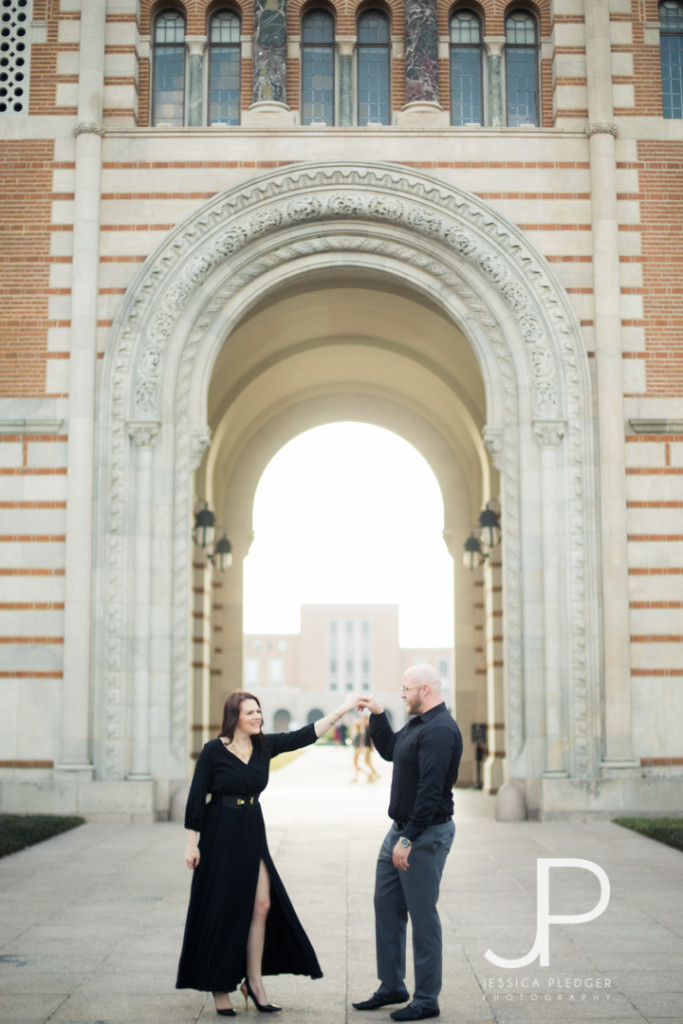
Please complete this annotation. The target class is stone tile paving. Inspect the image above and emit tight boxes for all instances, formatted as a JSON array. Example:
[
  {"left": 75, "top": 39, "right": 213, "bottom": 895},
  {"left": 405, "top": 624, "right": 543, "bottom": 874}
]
[{"left": 0, "top": 744, "right": 681, "bottom": 1023}]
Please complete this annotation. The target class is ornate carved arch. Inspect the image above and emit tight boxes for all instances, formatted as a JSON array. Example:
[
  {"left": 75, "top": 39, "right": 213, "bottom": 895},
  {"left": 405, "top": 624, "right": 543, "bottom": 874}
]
[{"left": 97, "top": 162, "right": 599, "bottom": 785}]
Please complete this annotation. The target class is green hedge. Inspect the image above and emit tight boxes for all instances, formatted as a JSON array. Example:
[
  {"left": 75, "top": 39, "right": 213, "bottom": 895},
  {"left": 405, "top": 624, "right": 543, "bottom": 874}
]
[
  {"left": 0, "top": 814, "right": 85, "bottom": 859},
  {"left": 613, "top": 817, "right": 683, "bottom": 853}
]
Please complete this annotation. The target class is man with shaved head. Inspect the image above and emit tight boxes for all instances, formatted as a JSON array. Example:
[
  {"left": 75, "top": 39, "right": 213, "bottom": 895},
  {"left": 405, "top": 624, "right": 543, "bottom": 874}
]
[{"left": 353, "top": 664, "right": 463, "bottom": 1022}]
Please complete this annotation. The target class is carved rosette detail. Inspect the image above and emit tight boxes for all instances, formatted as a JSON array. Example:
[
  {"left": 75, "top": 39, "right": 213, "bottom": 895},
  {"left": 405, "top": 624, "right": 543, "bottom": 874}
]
[{"left": 99, "top": 162, "right": 598, "bottom": 779}]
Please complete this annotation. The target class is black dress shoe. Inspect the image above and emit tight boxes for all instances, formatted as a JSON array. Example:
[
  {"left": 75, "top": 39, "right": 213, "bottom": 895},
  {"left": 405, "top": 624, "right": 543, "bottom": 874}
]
[
  {"left": 387, "top": 1003, "right": 440, "bottom": 1019},
  {"left": 352, "top": 990, "right": 410, "bottom": 1010},
  {"left": 390, "top": 1004, "right": 440, "bottom": 1021}
]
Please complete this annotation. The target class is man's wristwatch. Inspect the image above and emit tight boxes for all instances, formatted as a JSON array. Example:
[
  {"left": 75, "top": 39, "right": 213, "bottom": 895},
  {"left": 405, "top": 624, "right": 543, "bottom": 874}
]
[{"left": 398, "top": 836, "right": 412, "bottom": 848}]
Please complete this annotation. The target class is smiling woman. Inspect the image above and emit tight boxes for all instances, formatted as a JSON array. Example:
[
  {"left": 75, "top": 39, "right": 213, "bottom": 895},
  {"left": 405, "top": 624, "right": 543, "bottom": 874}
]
[{"left": 176, "top": 688, "right": 359, "bottom": 1014}]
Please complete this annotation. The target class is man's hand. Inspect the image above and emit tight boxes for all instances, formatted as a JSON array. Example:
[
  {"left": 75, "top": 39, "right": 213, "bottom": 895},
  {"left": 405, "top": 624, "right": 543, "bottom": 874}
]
[
  {"left": 392, "top": 840, "right": 411, "bottom": 871},
  {"left": 358, "top": 694, "right": 385, "bottom": 715}
]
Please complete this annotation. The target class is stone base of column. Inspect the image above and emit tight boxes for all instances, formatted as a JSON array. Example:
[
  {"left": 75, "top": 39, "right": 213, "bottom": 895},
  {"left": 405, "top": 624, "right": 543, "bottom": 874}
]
[
  {"left": 242, "top": 101, "right": 295, "bottom": 126},
  {"left": 540, "top": 774, "right": 683, "bottom": 819},
  {"left": 396, "top": 101, "right": 449, "bottom": 126},
  {"left": 0, "top": 777, "right": 159, "bottom": 822}
]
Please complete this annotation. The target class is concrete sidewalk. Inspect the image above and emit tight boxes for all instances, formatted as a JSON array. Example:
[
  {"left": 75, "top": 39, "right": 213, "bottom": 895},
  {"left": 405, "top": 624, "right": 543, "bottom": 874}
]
[{"left": 0, "top": 745, "right": 681, "bottom": 1024}]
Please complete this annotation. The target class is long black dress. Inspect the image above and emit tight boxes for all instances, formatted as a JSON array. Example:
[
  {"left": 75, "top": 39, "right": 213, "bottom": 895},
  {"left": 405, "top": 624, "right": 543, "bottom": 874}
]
[{"left": 176, "top": 724, "right": 323, "bottom": 993}]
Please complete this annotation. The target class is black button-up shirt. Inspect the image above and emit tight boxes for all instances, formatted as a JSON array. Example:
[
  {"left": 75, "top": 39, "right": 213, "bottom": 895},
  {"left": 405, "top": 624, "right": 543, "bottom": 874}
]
[{"left": 370, "top": 702, "right": 463, "bottom": 842}]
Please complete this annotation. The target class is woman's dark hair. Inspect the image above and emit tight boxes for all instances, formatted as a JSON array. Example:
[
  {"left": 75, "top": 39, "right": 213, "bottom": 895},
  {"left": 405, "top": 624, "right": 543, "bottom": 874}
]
[{"left": 219, "top": 690, "right": 267, "bottom": 747}]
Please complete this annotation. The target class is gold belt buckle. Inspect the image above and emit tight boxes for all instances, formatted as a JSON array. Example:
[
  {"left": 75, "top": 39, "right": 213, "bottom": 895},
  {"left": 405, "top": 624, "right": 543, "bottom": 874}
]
[{"left": 236, "top": 798, "right": 245, "bottom": 806}]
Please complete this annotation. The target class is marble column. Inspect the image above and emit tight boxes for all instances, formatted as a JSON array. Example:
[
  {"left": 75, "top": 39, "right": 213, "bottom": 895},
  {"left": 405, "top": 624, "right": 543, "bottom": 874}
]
[
  {"left": 252, "top": 0, "right": 287, "bottom": 106},
  {"left": 534, "top": 421, "right": 568, "bottom": 776},
  {"left": 484, "top": 37, "right": 505, "bottom": 128},
  {"left": 337, "top": 38, "right": 355, "bottom": 126},
  {"left": 127, "top": 424, "right": 159, "bottom": 780},
  {"left": 584, "top": 0, "right": 637, "bottom": 770},
  {"left": 57, "top": 0, "right": 106, "bottom": 775},
  {"left": 404, "top": 0, "right": 439, "bottom": 106},
  {"left": 186, "top": 38, "right": 206, "bottom": 126}
]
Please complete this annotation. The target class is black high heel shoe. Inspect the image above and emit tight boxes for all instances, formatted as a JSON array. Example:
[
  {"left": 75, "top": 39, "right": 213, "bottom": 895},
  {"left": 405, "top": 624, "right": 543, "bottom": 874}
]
[
  {"left": 240, "top": 977, "right": 282, "bottom": 1013},
  {"left": 212, "top": 992, "right": 236, "bottom": 1017}
]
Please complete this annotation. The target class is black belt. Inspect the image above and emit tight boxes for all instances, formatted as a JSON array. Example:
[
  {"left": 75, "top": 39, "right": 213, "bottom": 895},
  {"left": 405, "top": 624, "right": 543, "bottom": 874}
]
[
  {"left": 393, "top": 815, "right": 451, "bottom": 831},
  {"left": 214, "top": 794, "right": 258, "bottom": 807}
]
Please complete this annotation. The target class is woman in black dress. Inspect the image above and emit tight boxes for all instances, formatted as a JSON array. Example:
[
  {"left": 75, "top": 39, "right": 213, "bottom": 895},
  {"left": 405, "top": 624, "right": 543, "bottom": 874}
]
[{"left": 176, "top": 689, "right": 359, "bottom": 1016}]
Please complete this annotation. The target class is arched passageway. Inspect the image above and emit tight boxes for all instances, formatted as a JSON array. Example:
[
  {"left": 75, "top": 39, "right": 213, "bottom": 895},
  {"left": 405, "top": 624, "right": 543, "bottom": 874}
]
[{"left": 95, "top": 162, "right": 601, "bottom": 817}]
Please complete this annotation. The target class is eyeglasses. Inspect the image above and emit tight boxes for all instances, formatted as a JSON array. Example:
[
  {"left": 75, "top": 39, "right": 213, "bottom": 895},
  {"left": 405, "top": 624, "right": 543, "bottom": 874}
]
[{"left": 400, "top": 684, "right": 423, "bottom": 694}]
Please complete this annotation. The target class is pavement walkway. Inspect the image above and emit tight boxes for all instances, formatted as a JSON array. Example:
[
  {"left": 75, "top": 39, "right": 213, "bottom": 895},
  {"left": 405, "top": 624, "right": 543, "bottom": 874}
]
[{"left": 0, "top": 744, "right": 682, "bottom": 1024}]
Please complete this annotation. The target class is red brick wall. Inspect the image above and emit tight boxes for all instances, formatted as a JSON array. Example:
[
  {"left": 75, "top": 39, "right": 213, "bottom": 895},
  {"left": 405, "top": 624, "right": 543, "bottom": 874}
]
[
  {"left": 0, "top": 141, "right": 54, "bottom": 397},
  {"left": 635, "top": 141, "right": 683, "bottom": 395}
]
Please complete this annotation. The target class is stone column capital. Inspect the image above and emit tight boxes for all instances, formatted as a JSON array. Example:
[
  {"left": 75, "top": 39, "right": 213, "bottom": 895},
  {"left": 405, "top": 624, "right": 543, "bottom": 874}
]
[
  {"left": 128, "top": 421, "right": 161, "bottom": 448},
  {"left": 533, "top": 419, "right": 566, "bottom": 449},
  {"left": 586, "top": 120, "right": 618, "bottom": 137},
  {"left": 190, "top": 429, "right": 212, "bottom": 471},
  {"left": 441, "top": 528, "right": 460, "bottom": 559},
  {"left": 73, "top": 120, "right": 105, "bottom": 137},
  {"left": 226, "top": 527, "right": 255, "bottom": 561},
  {"left": 484, "top": 36, "right": 506, "bottom": 58},
  {"left": 483, "top": 426, "right": 505, "bottom": 470},
  {"left": 336, "top": 36, "right": 356, "bottom": 57},
  {"left": 186, "top": 35, "right": 207, "bottom": 57}
]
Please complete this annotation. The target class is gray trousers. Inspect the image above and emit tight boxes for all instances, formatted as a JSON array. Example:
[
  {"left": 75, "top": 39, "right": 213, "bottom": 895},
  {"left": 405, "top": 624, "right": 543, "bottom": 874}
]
[{"left": 373, "top": 820, "right": 455, "bottom": 1009}]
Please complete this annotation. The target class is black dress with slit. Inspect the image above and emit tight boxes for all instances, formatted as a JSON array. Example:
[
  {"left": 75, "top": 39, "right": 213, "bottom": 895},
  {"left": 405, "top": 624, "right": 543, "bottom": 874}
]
[{"left": 176, "top": 725, "right": 323, "bottom": 993}]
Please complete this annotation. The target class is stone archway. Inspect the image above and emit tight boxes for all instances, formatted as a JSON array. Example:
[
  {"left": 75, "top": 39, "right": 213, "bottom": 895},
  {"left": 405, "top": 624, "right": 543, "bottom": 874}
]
[{"left": 96, "top": 162, "right": 600, "bottom": 814}]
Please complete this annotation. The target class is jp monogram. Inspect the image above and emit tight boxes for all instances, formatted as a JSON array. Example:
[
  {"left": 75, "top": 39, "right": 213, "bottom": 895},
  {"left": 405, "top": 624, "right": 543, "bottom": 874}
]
[{"left": 485, "top": 859, "right": 611, "bottom": 968}]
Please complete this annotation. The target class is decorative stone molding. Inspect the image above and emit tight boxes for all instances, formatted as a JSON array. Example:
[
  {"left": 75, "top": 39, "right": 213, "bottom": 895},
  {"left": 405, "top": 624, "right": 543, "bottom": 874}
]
[
  {"left": 124, "top": 165, "right": 566, "bottom": 424},
  {"left": 629, "top": 418, "right": 683, "bottom": 435},
  {"left": 586, "top": 120, "right": 618, "bottom": 138},
  {"left": 73, "top": 121, "right": 105, "bottom": 137},
  {"left": 0, "top": 419, "right": 63, "bottom": 434},
  {"left": 98, "top": 161, "right": 599, "bottom": 781}
]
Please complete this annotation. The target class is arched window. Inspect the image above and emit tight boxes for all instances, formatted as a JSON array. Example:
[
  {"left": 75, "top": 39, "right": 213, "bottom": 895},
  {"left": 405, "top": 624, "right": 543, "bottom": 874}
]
[
  {"left": 301, "top": 9, "right": 335, "bottom": 124},
  {"left": 152, "top": 10, "right": 186, "bottom": 126},
  {"left": 357, "top": 9, "right": 390, "bottom": 125},
  {"left": 660, "top": 0, "right": 683, "bottom": 118},
  {"left": 505, "top": 10, "right": 538, "bottom": 127},
  {"left": 209, "top": 10, "right": 241, "bottom": 125},
  {"left": 450, "top": 10, "right": 483, "bottom": 126}
]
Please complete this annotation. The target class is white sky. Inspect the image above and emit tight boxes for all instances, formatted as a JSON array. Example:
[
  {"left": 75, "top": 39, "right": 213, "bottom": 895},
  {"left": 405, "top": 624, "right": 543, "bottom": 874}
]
[{"left": 242, "top": 422, "right": 455, "bottom": 647}]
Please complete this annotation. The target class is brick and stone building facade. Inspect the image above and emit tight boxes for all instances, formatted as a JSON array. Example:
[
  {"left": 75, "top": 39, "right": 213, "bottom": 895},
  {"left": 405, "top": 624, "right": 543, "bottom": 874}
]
[
  {"left": 242, "top": 603, "right": 453, "bottom": 736},
  {"left": 0, "top": 0, "right": 681, "bottom": 820}
]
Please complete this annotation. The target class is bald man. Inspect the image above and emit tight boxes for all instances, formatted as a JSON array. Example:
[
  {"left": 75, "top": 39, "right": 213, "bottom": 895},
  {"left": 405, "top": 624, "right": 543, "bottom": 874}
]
[{"left": 353, "top": 664, "right": 463, "bottom": 1022}]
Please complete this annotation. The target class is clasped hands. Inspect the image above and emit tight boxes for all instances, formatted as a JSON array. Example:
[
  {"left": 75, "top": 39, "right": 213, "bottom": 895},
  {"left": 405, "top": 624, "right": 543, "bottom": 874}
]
[{"left": 339, "top": 692, "right": 384, "bottom": 716}]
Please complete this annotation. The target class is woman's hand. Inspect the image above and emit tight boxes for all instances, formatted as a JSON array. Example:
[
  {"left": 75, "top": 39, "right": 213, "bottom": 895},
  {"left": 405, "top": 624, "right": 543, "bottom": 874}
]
[
  {"left": 339, "top": 691, "right": 362, "bottom": 714},
  {"left": 184, "top": 839, "right": 200, "bottom": 869}
]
